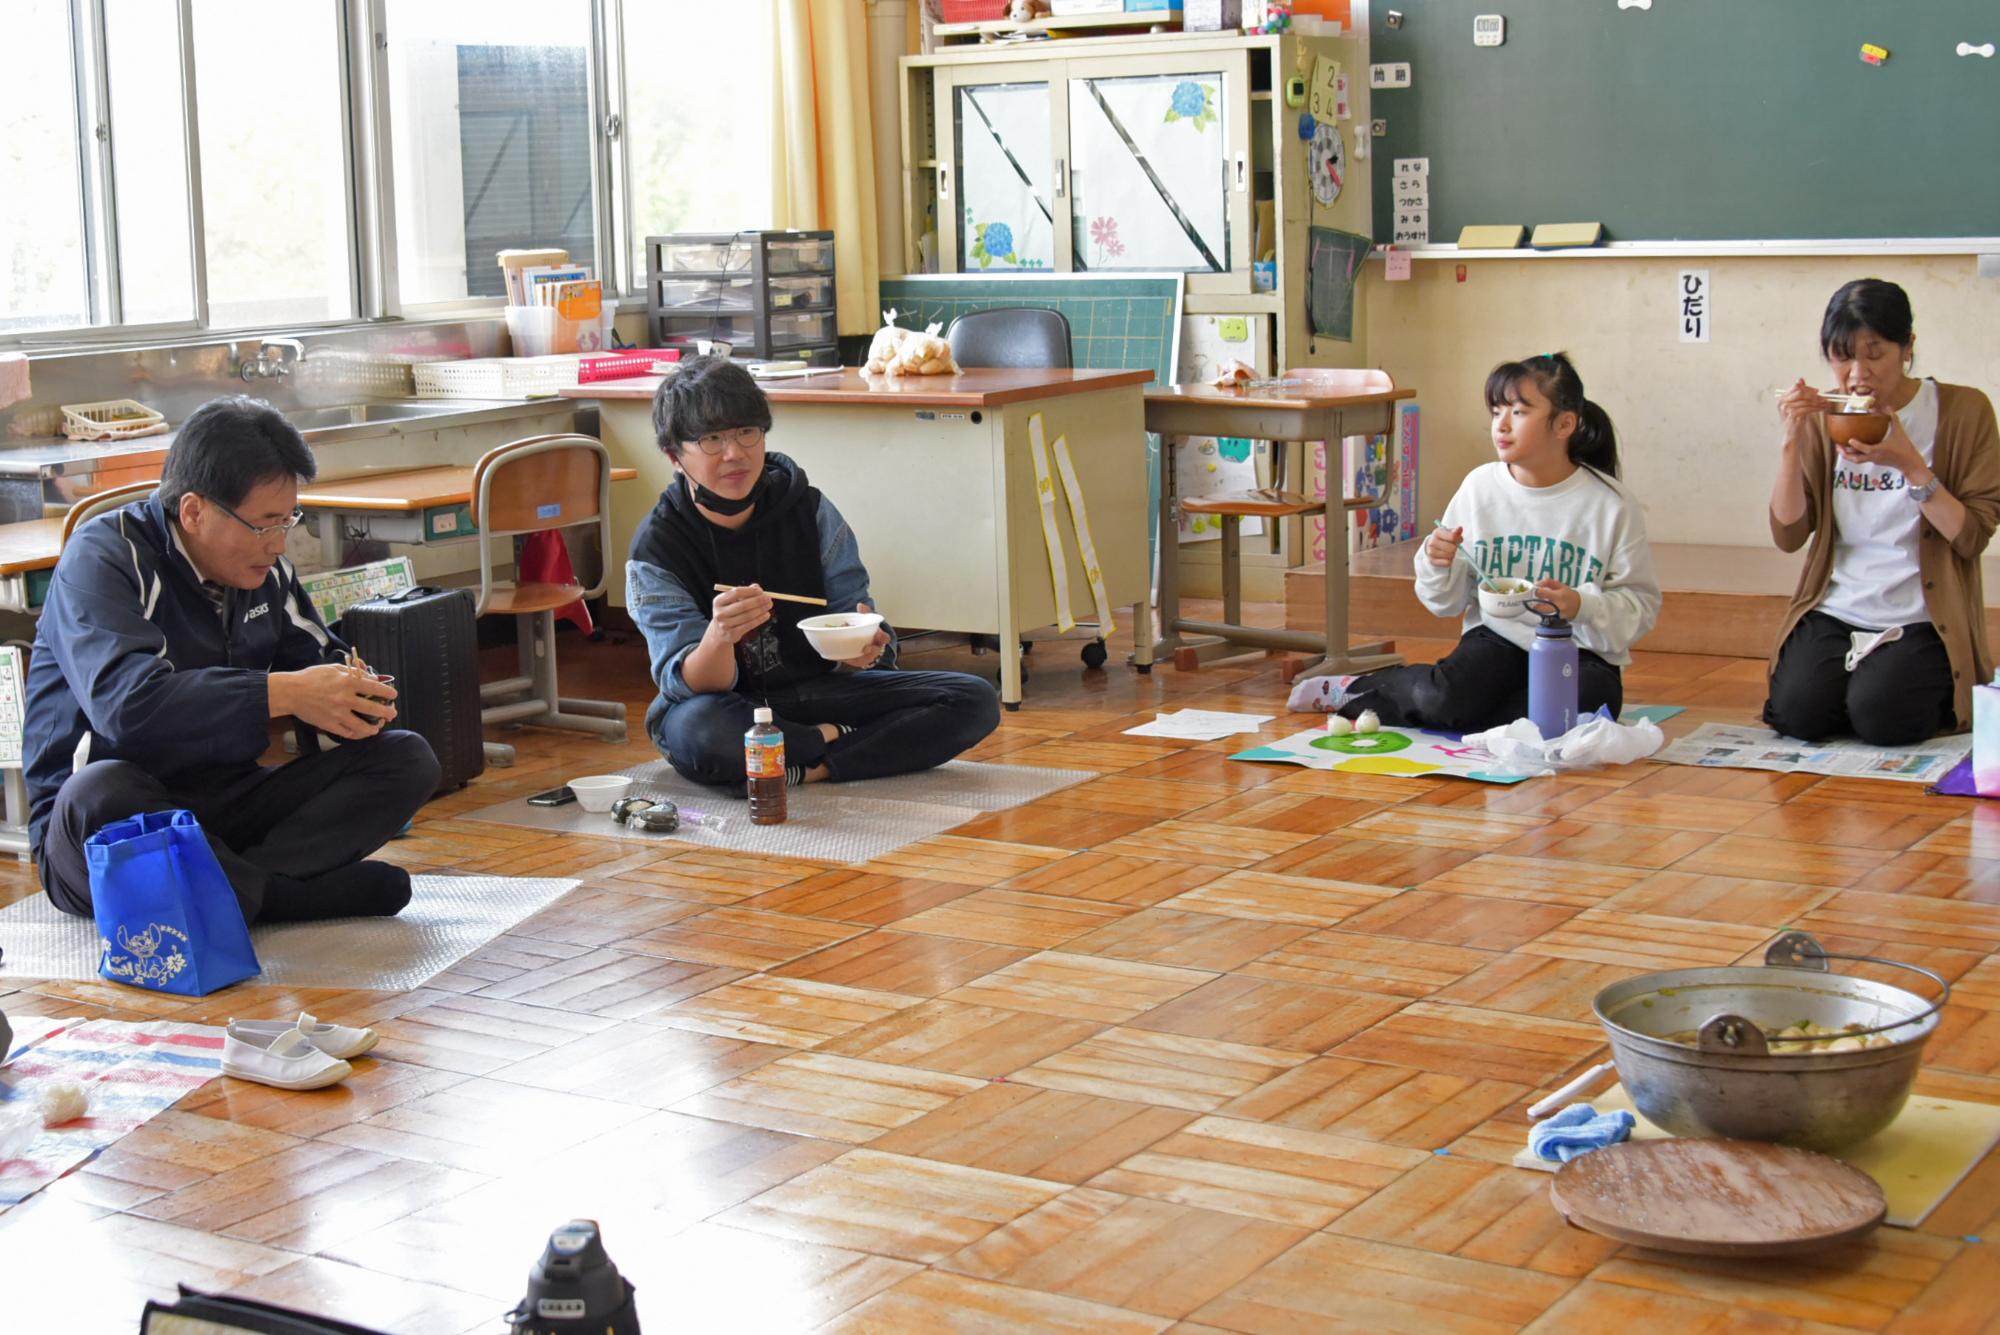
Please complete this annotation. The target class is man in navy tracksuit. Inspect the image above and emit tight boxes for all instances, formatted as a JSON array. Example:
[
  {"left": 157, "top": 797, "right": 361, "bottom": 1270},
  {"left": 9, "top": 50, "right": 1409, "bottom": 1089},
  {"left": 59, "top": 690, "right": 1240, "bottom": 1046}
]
[{"left": 25, "top": 396, "right": 439, "bottom": 923}]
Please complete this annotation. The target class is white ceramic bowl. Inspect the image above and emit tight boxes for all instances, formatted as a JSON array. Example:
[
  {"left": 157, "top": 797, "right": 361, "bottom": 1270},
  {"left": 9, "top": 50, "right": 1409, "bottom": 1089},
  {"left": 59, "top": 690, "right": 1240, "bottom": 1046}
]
[
  {"left": 568, "top": 774, "right": 634, "bottom": 813},
  {"left": 1477, "top": 577, "right": 1538, "bottom": 620},
  {"left": 798, "top": 611, "right": 885, "bottom": 661}
]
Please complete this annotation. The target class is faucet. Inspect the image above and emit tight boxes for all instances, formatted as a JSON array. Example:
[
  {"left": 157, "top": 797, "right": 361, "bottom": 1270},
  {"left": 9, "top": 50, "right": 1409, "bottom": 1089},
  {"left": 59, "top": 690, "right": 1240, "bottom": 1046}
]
[{"left": 240, "top": 337, "right": 304, "bottom": 381}]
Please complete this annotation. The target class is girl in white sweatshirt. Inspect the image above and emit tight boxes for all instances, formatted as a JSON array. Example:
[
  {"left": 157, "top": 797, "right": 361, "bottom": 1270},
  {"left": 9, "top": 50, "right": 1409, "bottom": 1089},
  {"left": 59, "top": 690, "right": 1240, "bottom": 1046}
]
[{"left": 1292, "top": 353, "right": 1661, "bottom": 732}]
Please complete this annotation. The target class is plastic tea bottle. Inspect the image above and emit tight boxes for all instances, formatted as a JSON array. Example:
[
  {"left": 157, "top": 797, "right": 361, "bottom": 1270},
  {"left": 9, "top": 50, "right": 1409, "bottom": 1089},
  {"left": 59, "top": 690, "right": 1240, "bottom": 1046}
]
[
  {"left": 745, "top": 707, "right": 788, "bottom": 825},
  {"left": 1526, "top": 598, "right": 1579, "bottom": 740}
]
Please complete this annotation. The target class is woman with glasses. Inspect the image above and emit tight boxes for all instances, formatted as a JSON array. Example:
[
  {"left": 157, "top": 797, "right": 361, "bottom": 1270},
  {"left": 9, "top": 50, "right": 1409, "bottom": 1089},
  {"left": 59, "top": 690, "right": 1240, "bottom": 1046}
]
[
  {"left": 25, "top": 395, "right": 440, "bottom": 924},
  {"left": 628, "top": 356, "right": 1000, "bottom": 793}
]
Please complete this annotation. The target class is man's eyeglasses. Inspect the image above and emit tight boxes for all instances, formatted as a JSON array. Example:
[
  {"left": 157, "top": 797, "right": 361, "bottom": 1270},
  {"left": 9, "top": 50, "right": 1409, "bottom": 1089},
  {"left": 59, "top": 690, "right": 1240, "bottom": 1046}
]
[
  {"left": 206, "top": 496, "right": 306, "bottom": 541},
  {"left": 688, "top": 425, "right": 766, "bottom": 456}
]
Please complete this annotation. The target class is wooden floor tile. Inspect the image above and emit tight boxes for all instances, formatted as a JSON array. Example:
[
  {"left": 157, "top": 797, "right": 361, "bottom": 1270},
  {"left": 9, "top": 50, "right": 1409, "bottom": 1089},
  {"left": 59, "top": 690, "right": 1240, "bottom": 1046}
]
[
  {"left": 861, "top": 834, "right": 1073, "bottom": 887},
  {"left": 623, "top": 906, "right": 867, "bottom": 969},
  {"left": 508, "top": 885, "right": 707, "bottom": 946},
  {"left": 1011, "top": 1026, "right": 1313, "bottom": 1111},
  {"left": 1331, "top": 1001, "right": 1604, "bottom": 1086},
  {"left": 1431, "top": 951, "right": 1643, "bottom": 1020},
  {"left": 225, "top": 1256, "right": 504, "bottom": 1335},
  {"left": 1793, "top": 888, "right": 2000, "bottom": 955},
  {"left": 737, "top": 867, "right": 978, "bottom": 924},
  {"left": 1415, "top": 853, "right": 1648, "bottom": 909},
  {"left": 825, "top": 1268, "right": 1172, "bottom": 1334},
  {"left": 607, "top": 846, "right": 831, "bottom": 904},
  {"left": 1563, "top": 789, "right": 1777, "bottom": 834},
  {"left": 1086, "top": 1114, "right": 1428, "bottom": 1228},
  {"left": 941, "top": 1187, "right": 1309, "bottom": 1319},
  {"left": 1733, "top": 798, "right": 1961, "bottom": 851},
  {"left": 1619, "top": 763, "right": 1824, "bottom": 804},
  {"left": 717, "top": 1148, "right": 1066, "bottom": 1263},
  {"left": 999, "top": 851, "right": 1226, "bottom": 908},
  {"left": 1517, "top": 908, "right": 1775, "bottom": 971},
  {"left": 950, "top": 798, "right": 1162, "bottom": 848},
  {"left": 1062, "top": 907, "right": 1314, "bottom": 972},
  {"left": 179, "top": 1055, "right": 470, "bottom": 1141},
  {"left": 1524, "top": 1280, "right": 1862, "bottom": 1335},
  {"left": 615, "top": 1221, "right": 919, "bottom": 1333},
  {"left": 465, "top": 948, "right": 746, "bottom": 1019},
  {"left": 769, "top": 930, "right": 1031, "bottom": 996},
  {"left": 872, "top": 1084, "right": 1194, "bottom": 1184},
  {"left": 940, "top": 950, "right": 1217, "bottom": 1024},
  {"left": 1155, "top": 869, "right": 1398, "bottom": 926},
  {"left": 1180, "top": 790, "right": 1385, "bottom": 834},
  {"left": 1250, "top": 834, "right": 1480, "bottom": 889},
  {"left": 317, "top": 1077, "right": 651, "bottom": 1175},
  {"left": 1220, "top": 1056, "right": 1528, "bottom": 1149},
  {"left": 1093, "top": 820, "right": 1317, "bottom": 870},
  {"left": 1335, "top": 889, "right": 1580, "bottom": 952},
  {"left": 815, "top": 997, "right": 1102, "bottom": 1078},
  {"left": 1856, "top": 850, "right": 2000, "bottom": 902},
  {"left": 891, "top": 886, "right": 1138, "bottom": 948},
  {"left": 655, "top": 974, "right": 921, "bottom": 1047},
  {"left": 1190, "top": 1233, "right": 1574, "bottom": 1333},
  {"left": 1494, "top": 819, "right": 1721, "bottom": 871},
  {"left": 366, "top": 993, "right": 617, "bottom": 1076},
  {"left": 1130, "top": 973, "right": 1407, "bottom": 1051},
  {"left": 1244, "top": 929, "right": 1495, "bottom": 999},
  {"left": 1326, "top": 1154, "right": 1620, "bottom": 1276},
  {"left": 1670, "top": 833, "right": 1897, "bottom": 886},
  {"left": 1600, "top": 868, "right": 1839, "bottom": 926},
  {"left": 1052, "top": 774, "right": 1245, "bottom": 819},
  {"left": 1343, "top": 805, "right": 1552, "bottom": 852},
  {"left": 1412, "top": 772, "right": 1638, "bottom": 819},
  {"left": 670, "top": 1051, "right": 984, "bottom": 1143},
  {"left": 491, "top": 1021, "right": 786, "bottom": 1106}
]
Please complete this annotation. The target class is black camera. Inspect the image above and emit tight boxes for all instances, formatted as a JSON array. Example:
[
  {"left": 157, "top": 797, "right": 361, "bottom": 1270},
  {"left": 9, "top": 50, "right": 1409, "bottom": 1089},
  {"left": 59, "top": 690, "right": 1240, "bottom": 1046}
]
[{"left": 505, "top": 1219, "right": 640, "bottom": 1334}]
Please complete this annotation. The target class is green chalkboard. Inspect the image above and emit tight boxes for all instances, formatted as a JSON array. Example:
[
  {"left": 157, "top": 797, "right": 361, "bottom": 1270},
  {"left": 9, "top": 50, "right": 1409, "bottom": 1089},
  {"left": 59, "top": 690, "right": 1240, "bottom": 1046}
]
[
  {"left": 1369, "top": 1, "right": 2000, "bottom": 244},
  {"left": 876, "top": 274, "right": 1183, "bottom": 385}
]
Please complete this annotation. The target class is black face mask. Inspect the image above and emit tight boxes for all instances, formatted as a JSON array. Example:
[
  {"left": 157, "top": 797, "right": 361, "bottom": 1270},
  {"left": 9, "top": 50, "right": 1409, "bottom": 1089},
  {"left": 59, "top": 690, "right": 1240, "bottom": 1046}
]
[{"left": 688, "top": 467, "right": 765, "bottom": 516}]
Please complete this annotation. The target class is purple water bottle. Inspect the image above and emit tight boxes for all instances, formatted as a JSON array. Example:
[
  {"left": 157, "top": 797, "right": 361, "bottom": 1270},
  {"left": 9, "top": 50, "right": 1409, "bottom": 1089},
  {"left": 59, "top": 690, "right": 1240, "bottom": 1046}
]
[{"left": 1524, "top": 598, "right": 1579, "bottom": 740}]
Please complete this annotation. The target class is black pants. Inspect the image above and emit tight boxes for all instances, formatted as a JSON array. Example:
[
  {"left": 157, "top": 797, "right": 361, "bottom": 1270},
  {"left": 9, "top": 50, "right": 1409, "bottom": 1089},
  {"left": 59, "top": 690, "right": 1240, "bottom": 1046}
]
[
  {"left": 37, "top": 730, "right": 439, "bottom": 924},
  {"left": 1343, "top": 624, "right": 1624, "bottom": 734},
  {"left": 652, "top": 669, "right": 1001, "bottom": 792},
  {"left": 1763, "top": 610, "right": 1955, "bottom": 746}
]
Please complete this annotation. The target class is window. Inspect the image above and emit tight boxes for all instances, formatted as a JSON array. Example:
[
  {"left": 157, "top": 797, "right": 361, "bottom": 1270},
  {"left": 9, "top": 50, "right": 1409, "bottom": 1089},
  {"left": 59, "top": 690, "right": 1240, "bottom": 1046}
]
[
  {"left": 104, "top": 0, "right": 195, "bottom": 326},
  {"left": 192, "top": 0, "right": 356, "bottom": 326},
  {"left": 385, "top": 1, "right": 595, "bottom": 306},
  {"left": 622, "top": 4, "right": 775, "bottom": 287},
  {"left": 2, "top": 0, "right": 89, "bottom": 335}
]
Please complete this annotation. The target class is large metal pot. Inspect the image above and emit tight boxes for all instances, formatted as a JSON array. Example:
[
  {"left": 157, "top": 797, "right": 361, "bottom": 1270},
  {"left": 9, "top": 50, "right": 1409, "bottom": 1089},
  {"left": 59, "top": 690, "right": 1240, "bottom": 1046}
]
[{"left": 1592, "top": 932, "right": 1948, "bottom": 1152}]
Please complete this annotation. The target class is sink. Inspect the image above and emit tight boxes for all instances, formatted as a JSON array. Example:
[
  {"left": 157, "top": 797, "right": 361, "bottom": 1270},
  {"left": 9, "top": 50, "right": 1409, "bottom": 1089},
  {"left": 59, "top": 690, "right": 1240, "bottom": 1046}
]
[{"left": 288, "top": 401, "right": 498, "bottom": 432}]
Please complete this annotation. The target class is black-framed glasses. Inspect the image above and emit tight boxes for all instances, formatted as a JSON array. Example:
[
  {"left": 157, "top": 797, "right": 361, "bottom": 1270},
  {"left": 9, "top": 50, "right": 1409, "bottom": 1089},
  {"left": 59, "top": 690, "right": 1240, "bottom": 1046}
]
[
  {"left": 205, "top": 496, "right": 305, "bottom": 541},
  {"left": 688, "top": 425, "right": 766, "bottom": 457}
]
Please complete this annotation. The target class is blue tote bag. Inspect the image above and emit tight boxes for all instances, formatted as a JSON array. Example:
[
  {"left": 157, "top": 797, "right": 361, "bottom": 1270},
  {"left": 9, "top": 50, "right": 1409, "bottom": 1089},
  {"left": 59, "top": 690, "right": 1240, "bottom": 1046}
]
[{"left": 86, "top": 810, "right": 260, "bottom": 996}]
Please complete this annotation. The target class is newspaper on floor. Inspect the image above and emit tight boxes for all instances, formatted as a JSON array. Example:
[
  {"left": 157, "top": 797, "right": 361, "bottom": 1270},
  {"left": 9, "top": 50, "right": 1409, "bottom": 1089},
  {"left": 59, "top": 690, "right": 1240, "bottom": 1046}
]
[
  {"left": 1656, "top": 722, "right": 1971, "bottom": 785},
  {"left": 1123, "top": 709, "right": 1275, "bottom": 741}
]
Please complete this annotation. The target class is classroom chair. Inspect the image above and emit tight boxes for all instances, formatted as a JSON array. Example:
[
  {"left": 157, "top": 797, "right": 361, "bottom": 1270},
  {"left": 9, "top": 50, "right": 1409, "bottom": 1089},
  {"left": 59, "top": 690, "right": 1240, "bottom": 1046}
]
[
  {"left": 469, "top": 433, "right": 628, "bottom": 765},
  {"left": 60, "top": 481, "right": 157, "bottom": 550},
  {"left": 1162, "top": 366, "right": 1402, "bottom": 678},
  {"left": 945, "top": 307, "right": 1110, "bottom": 673}
]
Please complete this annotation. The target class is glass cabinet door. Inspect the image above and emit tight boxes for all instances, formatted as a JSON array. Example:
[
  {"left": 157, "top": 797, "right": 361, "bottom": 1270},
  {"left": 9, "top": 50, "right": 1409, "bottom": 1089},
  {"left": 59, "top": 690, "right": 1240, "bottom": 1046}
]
[
  {"left": 1065, "top": 55, "right": 1249, "bottom": 284},
  {"left": 938, "top": 70, "right": 1057, "bottom": 273}
]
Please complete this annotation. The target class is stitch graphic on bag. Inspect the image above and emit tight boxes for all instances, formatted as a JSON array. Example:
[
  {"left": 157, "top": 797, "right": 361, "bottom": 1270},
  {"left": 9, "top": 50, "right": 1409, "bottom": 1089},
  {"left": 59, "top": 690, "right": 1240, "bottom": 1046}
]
[{"left": 99, "top": 922, "right": 191, "bottom": 989}]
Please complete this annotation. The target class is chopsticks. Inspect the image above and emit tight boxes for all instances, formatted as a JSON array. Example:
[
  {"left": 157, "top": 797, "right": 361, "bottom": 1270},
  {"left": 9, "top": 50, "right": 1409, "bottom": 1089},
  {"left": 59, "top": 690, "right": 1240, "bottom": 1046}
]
[{"left": 712, "top": 583, "right": 828, "bottom": 607}]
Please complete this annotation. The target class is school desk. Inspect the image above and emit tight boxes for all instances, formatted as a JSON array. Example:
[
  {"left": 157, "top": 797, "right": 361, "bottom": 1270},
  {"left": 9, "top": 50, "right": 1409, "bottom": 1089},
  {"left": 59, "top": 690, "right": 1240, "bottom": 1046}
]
[
  {"left": 564, "top": 368, "right": 1158, "bottom": 708},
  {"left": 0, "top": 518, "right": 65, "bottom": 615},
  {"left": 296, "top": 464, "right": 638, "bottom": 547},
  {"left": 1144, "top": 377, "right": 1416, "bottom": 676}
]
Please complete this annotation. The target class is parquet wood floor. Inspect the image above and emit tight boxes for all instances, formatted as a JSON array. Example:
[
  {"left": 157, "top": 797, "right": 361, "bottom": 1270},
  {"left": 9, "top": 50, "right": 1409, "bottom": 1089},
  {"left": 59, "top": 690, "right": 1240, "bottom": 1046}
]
[{"left": 4, "top": 616, "right": 1997, "bottom": 1333}]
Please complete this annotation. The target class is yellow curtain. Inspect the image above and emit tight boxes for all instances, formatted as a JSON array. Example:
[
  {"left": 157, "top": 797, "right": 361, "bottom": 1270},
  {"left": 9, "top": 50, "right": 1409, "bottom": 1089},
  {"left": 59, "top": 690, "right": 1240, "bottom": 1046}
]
[{"left": 771, "top": 0, "right": 881, "bottom": 337}]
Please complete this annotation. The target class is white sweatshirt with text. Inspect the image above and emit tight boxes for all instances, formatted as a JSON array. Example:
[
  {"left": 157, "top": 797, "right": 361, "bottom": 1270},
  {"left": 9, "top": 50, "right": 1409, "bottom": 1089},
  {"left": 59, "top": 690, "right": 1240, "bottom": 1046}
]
[{"left": 1414, "top": 462, "right": 1661, "bottom": 665}]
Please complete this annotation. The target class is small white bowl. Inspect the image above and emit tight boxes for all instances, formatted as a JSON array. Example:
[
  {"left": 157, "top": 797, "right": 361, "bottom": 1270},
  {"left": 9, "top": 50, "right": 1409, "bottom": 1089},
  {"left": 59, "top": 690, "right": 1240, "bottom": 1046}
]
[
  {"left": 568, "top": 774, "right": 634, "bottom": 813},
  {"left": 1477, "top": 578, "right": 1538, "bottom": 620},
  {"left": 798, "top": 611, "right": 885, "bottom": 661}
]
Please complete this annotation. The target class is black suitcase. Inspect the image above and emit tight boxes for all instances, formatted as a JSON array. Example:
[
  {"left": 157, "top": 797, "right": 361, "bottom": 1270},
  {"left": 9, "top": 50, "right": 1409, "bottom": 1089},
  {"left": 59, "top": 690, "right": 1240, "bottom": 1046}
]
[{"left": 340, "top": 586, "right": 485, "bottom": 793}]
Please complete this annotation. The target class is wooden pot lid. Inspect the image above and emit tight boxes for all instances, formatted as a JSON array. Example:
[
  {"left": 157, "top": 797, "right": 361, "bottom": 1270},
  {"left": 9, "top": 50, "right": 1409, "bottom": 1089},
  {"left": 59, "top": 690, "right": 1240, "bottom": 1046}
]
[{"left": 1550, "top": 1139, "right": 1886, "bottom": 1256}]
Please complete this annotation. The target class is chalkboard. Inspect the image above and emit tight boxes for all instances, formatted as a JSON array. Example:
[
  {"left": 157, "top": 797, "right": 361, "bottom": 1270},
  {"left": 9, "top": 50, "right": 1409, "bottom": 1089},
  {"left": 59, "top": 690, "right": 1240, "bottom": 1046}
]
[
  {"left": 876, "top": 274, "right": 1183, "bottom": 385},
  {"left": 1369, "top": 1, "right": 2000, "bottom": 245}
]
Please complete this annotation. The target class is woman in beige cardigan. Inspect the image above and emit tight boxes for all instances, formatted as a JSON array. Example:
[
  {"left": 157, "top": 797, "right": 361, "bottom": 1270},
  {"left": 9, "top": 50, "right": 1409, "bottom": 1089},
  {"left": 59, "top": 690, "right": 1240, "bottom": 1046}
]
[{"left": 1766, "top": 279, "right": 2000, "bottom": 745}]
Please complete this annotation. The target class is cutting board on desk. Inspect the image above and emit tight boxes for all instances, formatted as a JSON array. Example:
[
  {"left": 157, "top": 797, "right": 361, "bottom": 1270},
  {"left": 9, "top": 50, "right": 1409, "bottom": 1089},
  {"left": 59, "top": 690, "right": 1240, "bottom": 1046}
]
[{"left": 1551, "top": 1139, "right": 1887, "bottom": 1257}]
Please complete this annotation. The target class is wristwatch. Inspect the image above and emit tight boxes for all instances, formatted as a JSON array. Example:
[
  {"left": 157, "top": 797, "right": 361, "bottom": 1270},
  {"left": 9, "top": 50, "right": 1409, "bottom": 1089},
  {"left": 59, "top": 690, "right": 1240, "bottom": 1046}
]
[{"left": 1907, "top": 474, "right": 1941, "bottom": 505}]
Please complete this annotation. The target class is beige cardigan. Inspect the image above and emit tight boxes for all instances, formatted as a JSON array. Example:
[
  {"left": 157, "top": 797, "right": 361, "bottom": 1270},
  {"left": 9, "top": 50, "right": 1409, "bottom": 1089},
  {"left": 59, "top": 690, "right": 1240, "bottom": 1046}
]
[{"left": 1769, "top": 381, "right": 2000, "bottom": 731}]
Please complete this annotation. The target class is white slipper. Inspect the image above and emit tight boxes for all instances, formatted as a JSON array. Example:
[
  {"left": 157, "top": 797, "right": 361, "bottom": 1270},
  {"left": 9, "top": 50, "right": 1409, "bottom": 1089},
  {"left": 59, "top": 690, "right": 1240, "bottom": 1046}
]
[
  {"left": 221, "top": 1025, "right": 353, "bottom": 1090},
  {"left": 227, "top": 1011, "right": 377, "bottom": 1061}
]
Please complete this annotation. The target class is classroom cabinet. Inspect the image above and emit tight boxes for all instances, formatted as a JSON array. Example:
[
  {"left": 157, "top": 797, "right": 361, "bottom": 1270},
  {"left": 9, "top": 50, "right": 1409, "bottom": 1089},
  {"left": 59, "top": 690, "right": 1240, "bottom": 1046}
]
[{"left": 932, "top": 51, "right": 1253, "bottom": 296}]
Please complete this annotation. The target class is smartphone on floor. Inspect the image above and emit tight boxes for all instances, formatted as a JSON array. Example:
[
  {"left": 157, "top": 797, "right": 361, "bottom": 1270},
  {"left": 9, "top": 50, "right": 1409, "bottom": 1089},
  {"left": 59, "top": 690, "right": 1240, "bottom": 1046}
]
[{"left": 527, "top": 785, "right": 577, "bottom": 807}]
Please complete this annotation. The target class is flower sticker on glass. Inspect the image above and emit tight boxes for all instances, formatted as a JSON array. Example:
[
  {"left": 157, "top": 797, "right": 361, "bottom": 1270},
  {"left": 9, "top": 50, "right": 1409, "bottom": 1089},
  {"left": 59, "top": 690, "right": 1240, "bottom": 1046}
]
[
  {"left": 1165, "top": 80, "right": 1217, "bottom": 133},
  {"left": 1089, "top": 216, "right": 1126, "bottom": 265},
  {"left": 971, "top": 219, "right": 1016, "bottom": 269}
]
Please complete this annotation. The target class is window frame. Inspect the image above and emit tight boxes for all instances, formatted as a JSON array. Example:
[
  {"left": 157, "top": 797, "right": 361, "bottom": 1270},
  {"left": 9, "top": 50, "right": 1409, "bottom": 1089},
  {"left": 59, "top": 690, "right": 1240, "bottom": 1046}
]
[{"left": 3, "top": 0, "right": 665, "bottom": 350}]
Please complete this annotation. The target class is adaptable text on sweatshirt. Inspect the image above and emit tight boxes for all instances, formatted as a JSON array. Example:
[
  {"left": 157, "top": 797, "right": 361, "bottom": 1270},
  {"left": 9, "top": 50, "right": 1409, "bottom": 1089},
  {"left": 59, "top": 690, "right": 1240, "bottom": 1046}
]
[{"left": 1414, "top": 462, "right": 1662, "bottom": 665}]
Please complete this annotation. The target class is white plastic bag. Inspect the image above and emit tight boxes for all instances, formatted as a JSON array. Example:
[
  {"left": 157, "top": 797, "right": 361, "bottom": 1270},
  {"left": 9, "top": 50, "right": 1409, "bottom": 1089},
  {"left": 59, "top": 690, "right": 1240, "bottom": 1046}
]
[{"left": 1464, "top": 709, "right": 1664, "bottom": 777}]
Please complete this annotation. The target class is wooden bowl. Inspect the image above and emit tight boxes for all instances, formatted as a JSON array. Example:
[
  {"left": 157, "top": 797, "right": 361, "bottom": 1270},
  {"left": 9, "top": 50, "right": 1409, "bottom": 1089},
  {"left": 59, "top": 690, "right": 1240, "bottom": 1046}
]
[{"left": 1827, "top": 412, "right": 1891, "bottom": 446}]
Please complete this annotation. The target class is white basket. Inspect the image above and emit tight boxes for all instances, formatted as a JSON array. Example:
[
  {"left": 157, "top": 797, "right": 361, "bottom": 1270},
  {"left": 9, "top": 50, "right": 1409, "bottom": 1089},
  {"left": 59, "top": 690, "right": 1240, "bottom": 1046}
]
[
  {"left": 413, "top": 356, "right": 584, "bottom": 400},
  {"left": 61, "top": 398, "right": 167, "bottom": 441}
]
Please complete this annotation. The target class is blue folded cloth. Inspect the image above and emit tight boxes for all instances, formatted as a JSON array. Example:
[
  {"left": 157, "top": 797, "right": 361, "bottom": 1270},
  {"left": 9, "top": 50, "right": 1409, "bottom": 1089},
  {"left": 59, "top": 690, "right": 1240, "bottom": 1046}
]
[{"left": 1529, "top": 1102, "right": 1636, "bottom": 1164}]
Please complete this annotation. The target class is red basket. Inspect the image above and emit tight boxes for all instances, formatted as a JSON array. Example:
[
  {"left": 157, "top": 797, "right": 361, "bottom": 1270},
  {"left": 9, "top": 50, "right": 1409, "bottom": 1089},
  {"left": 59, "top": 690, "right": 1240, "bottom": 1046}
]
[
  {"left": 939, "top": 0, "right": 1010, "bottom": 20},
  {"left": 578, "top": 351, "right": 666, "bottom": 383}
]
